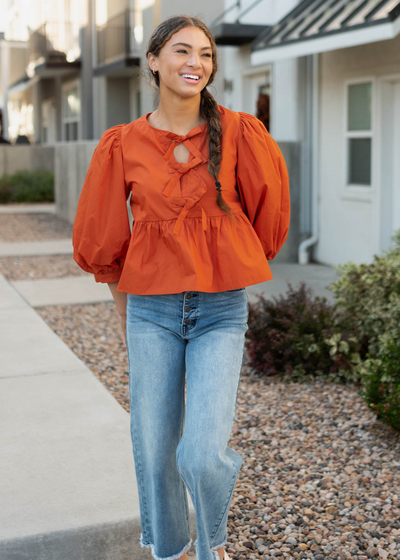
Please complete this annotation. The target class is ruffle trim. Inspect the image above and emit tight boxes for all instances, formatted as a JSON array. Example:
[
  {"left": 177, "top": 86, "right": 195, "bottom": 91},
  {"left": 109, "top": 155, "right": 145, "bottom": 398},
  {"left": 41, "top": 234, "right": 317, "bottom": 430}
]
[{"left": 132, "top": 211, "right": 248, "bottom": 238}]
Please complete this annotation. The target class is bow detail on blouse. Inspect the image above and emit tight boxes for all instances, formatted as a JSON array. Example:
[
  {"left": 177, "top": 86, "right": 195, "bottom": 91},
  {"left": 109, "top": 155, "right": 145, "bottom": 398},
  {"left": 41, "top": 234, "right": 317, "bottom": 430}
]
[{"left": 157, "top": 129, "right": 209, "bottom": 236}]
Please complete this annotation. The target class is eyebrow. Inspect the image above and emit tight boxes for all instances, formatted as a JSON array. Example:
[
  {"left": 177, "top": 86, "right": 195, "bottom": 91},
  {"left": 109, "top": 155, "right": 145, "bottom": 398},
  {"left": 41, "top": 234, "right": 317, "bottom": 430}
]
[{"left": 171, "top": 42, "right": 212, "bottom": 50}]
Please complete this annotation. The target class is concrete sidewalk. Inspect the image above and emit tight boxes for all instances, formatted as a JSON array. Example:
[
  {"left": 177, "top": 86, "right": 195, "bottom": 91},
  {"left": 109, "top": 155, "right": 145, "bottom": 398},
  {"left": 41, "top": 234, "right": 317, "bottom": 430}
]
[{"left": 0, "top": 273, "right": 197, "bottom": 560}]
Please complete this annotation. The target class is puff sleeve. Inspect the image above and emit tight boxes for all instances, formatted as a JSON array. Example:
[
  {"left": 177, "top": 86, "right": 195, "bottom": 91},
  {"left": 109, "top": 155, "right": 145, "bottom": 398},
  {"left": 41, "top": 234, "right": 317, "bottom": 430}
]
[
  {"left": 72, "top": 124, "right": 130, "bottom": 283},
  {"left": 236, "top": 112, "right": 290, "bottom": 260}
]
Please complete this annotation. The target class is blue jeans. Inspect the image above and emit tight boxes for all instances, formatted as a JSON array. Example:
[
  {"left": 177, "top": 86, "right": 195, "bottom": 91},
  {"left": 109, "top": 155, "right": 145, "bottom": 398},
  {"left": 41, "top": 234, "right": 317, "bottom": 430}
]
[{"left": 125, "top": 289, "right": 249, "bottom": 560}]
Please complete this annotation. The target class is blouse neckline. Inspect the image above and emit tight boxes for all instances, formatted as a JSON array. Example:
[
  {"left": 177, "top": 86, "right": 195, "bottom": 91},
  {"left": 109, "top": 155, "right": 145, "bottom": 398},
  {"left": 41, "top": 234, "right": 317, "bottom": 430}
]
[{"left": 144, "top": 112, "right": 208, "bottom": 138}]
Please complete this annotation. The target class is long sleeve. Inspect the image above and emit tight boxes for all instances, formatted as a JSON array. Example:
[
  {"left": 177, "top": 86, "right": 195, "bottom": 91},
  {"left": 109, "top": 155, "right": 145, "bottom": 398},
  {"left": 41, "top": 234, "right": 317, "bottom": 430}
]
[
  {"left": 236, "top": 112, "right": 290, "bottom": 260},
  {"left": 72, "top": 124, "right": 131, "bottom": 283}
]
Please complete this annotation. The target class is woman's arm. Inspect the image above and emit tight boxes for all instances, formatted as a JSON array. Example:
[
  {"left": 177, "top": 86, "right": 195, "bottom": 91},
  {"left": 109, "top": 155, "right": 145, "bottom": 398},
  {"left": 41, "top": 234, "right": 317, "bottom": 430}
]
[{"left": 108, "top": 282, "right": 127, "bottom": 343}]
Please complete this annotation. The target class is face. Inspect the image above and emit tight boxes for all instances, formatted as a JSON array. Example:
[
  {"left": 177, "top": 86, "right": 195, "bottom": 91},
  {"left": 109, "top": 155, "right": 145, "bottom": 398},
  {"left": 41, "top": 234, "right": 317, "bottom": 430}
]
[{"left": 148, "top": 26, "right": 213, "bottom": 99}]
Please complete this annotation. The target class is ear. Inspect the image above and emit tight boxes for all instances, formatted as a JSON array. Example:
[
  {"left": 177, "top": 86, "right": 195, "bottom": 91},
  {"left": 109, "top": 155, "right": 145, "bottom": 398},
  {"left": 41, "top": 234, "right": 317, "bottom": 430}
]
[{"left": 147, "top": 53, "right": 157, "bottom": 72}]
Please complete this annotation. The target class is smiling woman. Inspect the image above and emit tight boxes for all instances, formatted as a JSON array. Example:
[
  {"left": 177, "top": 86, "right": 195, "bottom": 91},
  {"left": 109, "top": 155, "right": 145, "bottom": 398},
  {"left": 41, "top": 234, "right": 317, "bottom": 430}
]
[
  {"left": 144, "top": 19, "right": 236, "bottom": 224},
  {"left": 72, "top": 13, "right": 290, "bottom": 560}
]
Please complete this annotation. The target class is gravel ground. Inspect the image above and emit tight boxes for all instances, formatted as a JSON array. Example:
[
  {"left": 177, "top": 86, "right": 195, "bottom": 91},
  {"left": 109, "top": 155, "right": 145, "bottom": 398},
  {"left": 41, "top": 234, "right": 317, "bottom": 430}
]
[
  {"left": 37, "top": 302, "right": 400, "bottom": 560},
  {"left": 0, "top": 255, "right": 86, "bottom": 281},
  {"left": 0, "top": 213, "right": 73, "bottom": 242}
]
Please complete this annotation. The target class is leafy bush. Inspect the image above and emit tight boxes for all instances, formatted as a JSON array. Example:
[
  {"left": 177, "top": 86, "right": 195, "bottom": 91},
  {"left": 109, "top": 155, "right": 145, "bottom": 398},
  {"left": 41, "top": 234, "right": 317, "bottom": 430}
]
[
  {"left": 327, "top": 231, "right": 400, "bottom": 430},
  {"left": 245, "top": 231, "right": 400, "bottom": 430},
  {"left": 328, "top": 233, "right": 400, "bottom": 361},
  {"left": 358, "top": 336, "right": 400, "bottom": 431},
  {"left": 0, "top": 168, "right": 54, "bottom": 203},
  {"left": 245, "top": 282, "right": 360, "bottom": 384}
]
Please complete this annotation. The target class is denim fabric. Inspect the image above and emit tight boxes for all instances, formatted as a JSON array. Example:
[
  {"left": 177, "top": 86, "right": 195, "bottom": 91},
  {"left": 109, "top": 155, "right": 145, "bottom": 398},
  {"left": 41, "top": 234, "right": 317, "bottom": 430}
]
[{"left": 126, "top": 288, "right": 249, "bottom": 560}]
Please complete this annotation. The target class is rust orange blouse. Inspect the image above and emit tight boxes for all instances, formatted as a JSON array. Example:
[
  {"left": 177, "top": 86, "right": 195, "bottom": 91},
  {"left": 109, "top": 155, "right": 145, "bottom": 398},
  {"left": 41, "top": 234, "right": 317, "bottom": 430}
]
[{"left": 72, "top": 104, "right": 290, "bottom": 295}]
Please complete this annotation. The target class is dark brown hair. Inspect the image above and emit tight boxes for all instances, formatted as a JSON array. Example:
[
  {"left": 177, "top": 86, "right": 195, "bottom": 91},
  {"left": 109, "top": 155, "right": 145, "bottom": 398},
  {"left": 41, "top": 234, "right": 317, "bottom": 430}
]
[{"left": 145, "top": 15, "right": 236, "bottom": 223}]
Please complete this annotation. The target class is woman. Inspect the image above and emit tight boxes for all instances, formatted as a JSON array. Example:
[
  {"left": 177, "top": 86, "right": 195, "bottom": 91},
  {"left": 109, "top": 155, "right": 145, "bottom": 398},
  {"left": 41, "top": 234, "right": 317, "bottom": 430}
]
[{"left": 72, "top": 14, "right": 290, "bottom": 560}]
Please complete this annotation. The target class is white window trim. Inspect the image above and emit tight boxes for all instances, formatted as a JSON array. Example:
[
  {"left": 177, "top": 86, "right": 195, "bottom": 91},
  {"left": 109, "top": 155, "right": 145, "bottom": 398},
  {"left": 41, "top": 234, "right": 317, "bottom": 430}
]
[
  {"left": 61, "top": 78, "right": 82, "bottom": 141},
  {"left": 341, "top": 76, "right": 376, "bottom": 203}
]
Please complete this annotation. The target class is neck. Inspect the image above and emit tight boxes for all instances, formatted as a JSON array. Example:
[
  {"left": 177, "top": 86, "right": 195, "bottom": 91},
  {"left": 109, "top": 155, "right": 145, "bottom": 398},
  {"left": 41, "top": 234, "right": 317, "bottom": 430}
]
[{"left": 152, "top": 92, "right": 207, "bottom": 135}]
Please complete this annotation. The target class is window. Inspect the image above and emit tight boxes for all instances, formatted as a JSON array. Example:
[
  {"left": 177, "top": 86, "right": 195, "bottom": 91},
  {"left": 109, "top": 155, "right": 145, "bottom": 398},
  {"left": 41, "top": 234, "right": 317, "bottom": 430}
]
[
  {"left": 346, "top": 81, "right": 372, "bottom": 186},
  {"left": 62, "top": 81, "right": 80, "bottom": 141}
]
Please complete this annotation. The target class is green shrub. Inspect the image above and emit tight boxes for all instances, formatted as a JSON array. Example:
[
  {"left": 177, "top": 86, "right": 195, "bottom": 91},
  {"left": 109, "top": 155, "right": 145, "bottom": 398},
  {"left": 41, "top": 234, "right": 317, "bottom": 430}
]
[
  {"left": 358, "top": 336, "right": 400, "bottom": 431},
  {"left": 245, "top": 230, "right": 400, "bottom": 431},
  {"left": 327, "top": 230, "right": 400, "bottom": 430},
  {"left": 0, "top": 168, "right": 54, "bottom": 203},
  {"left": 245, "top": 282, "right": 360, "bottom": 384},
  {"left": 328, "top": 233, "right": 400, "bottom": 361}
]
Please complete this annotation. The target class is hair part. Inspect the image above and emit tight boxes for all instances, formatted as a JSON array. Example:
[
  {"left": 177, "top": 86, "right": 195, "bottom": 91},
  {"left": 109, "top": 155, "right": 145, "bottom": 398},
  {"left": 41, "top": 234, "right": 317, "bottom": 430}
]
[{"left": 145, "top": 15, "right": 236, "bottom": 223}]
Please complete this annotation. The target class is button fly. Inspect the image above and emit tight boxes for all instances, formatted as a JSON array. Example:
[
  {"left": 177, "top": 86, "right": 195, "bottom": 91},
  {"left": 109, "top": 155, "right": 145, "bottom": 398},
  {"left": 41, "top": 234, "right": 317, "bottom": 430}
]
[
  {"left": 186, "top": 294, "right": 192, "bottom": 300},
  {"left": 185, "top": 306, "right": 191, "bottom": 312},
  {"left": 184, "top": 318, "right": 191, "bottom": 324}
]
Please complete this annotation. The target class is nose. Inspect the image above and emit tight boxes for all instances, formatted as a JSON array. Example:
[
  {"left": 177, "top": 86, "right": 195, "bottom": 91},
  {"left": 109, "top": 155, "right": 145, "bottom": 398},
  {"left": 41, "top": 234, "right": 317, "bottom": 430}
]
[{"left": 187, "top": 52, "right": 202, "bottom": 68}]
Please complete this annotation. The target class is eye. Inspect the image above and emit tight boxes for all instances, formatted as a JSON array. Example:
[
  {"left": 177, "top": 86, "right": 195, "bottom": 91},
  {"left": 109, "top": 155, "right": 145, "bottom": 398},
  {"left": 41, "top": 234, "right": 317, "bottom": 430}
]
[{"left": 176, "top": 49, "right": 211, "bottom": 58}]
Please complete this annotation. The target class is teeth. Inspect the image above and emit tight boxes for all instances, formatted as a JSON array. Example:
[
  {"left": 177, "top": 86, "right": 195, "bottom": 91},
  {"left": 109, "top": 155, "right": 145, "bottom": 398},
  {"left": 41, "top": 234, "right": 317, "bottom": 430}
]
[{"left": 181, "top": 74, "right": 200, "bottom": 80}]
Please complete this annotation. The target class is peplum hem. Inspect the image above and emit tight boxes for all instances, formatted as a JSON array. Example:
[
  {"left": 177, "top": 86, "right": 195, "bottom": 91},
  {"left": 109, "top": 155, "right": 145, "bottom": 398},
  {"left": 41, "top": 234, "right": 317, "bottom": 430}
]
[{"left": 116, "top": 211, "right": 274, "bottom": 295}]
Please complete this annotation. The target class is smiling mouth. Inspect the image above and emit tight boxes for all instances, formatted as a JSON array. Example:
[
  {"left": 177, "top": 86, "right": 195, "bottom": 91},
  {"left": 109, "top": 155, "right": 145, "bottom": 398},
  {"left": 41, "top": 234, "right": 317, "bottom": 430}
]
[{"left": 180, "top": 74, "right": 201, "bottom": 83}]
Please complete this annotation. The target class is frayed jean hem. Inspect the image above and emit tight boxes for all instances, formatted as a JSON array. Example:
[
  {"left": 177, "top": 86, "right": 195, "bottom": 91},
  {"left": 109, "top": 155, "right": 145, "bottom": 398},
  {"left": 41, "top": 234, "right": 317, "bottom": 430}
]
[
  {"left": 140, "top": 533, "right": 193, "bottom": 560},
  {"left": 194, "top": 536, "right": 228, "bottom": 560}
]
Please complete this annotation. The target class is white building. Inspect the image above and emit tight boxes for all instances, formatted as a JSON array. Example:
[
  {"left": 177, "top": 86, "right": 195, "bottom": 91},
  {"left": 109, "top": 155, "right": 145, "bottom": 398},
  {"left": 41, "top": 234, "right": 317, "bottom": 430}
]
[{"left": 246, "top": 0, "right": 400, "bottom": 265}]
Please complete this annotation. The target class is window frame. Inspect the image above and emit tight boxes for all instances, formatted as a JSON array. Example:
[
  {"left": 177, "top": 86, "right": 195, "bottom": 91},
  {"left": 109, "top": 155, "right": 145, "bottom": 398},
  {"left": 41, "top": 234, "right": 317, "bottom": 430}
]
[{"left": 341, "top": 77, "right": 376, "bottom": 202}]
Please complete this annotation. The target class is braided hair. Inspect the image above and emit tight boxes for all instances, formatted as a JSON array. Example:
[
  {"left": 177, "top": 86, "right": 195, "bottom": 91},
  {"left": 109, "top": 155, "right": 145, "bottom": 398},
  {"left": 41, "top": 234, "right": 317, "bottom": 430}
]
[{"left": 145, "top": 15, "right": 236, "bottom": 223}]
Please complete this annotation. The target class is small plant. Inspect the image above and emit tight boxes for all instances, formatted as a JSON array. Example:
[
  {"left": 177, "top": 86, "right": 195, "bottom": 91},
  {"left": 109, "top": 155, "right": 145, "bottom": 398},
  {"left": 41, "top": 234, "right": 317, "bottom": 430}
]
[
  {"left": 0, "top": 168, "right": 54, "bottom": 203},
  {"left": 245, "top": 282, "right": 360, "bottom": 384}
]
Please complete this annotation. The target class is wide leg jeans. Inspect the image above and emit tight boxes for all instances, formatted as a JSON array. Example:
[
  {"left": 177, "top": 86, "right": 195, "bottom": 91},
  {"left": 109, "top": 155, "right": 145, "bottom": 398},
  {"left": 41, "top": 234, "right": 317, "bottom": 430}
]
[{"left": 126, "top": 288, "right": 249, "bottom": 560}]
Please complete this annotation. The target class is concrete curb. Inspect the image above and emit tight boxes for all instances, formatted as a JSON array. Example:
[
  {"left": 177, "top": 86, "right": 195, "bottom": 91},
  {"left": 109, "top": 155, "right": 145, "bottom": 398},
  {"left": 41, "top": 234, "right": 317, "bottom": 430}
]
[{"left": 0, "top": 519, "right": 145, "bottom": 560}]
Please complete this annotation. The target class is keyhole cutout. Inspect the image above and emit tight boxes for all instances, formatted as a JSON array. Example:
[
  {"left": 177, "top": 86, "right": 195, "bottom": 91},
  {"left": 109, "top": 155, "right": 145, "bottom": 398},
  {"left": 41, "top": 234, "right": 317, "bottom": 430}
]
[{"left": 173, "top": 142, "right": 190, "bottom": 164}]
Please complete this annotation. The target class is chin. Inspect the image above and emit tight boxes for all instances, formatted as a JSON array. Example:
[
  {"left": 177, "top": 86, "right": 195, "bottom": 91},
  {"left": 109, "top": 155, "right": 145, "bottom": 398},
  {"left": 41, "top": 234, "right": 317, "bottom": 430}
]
[{"left": 176, "top": 88, "right": 202, "bottom": 99}]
